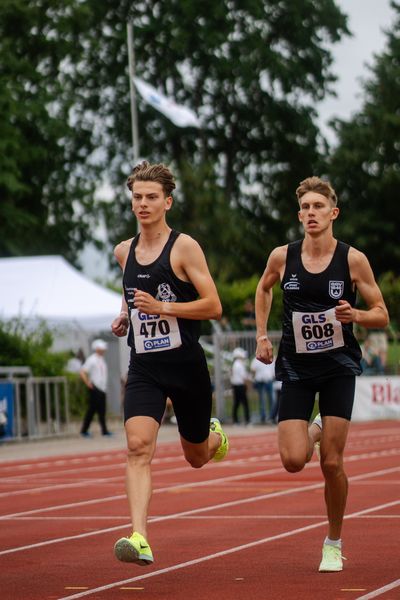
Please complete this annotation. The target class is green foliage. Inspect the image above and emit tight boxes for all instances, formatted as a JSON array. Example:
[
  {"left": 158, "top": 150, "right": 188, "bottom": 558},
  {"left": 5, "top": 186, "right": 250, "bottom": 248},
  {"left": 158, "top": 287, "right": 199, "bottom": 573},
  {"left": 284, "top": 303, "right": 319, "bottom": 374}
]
[
  {"left": 65, "top": 373, "right": 88, "bottom": 418},
  {"left": 379, "top": 272, "right": 400, "bottom": 331},
  {"left": 329, "top": 2, "right": 400, "bottom": 277},
  {"left": 217, "top": 275, "right": 283, "bottom": 330},
  {"left": 0, "top": 319, "right": 68, "bottom": 376},
  {"left": 0, "top": 0, "right": 104, "bottom": 263}
]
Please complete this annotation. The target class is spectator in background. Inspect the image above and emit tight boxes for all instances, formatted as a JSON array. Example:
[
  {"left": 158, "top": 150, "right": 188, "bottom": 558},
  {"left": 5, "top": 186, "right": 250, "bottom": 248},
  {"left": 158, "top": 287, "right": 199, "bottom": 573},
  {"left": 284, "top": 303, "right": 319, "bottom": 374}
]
[
  {"left": 79, "top": 339, "right": 112, "bottom": 437},
  {"left": 66, "top": 348, "right": 86, "bottom": 373},
  {"left": 241, "top": 298, "right": 256, "bottom": 330},
  {"left": 360, "top": 336, "right": 385, "bottom": 375},
  {"left": 231, "top": 347, "right": 250, "bottom": 425},
  {"left": 250, "top": 355, "right": 277, "bottom": 424},
  {"left": 366, "top": 329, "right": 388, "bottom": 371}
]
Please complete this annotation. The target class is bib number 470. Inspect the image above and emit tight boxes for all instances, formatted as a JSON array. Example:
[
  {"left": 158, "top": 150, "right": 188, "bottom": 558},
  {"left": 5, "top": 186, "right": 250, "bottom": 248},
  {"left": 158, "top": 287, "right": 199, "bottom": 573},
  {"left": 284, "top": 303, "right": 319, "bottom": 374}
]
[{"left": 139, "top": 320, "right": 171, "bottom": 338}]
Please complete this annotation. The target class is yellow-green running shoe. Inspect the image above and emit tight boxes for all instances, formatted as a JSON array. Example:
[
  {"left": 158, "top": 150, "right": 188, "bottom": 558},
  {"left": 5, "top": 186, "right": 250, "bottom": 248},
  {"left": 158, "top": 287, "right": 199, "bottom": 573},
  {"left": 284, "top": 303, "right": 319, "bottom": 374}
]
[
  {"left": 318, "top": 543, "right": 346, "bottom": 572},
  {"left": 210, "top": 417, "right": 229, "bottom": 462},
  {"left": 114, "top": 531, "right": 154, "bottom": 565}
]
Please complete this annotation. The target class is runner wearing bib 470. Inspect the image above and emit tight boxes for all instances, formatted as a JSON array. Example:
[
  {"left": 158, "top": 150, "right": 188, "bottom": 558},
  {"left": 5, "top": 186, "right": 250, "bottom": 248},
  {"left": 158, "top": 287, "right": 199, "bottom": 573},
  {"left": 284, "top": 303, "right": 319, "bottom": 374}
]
[
  {"left": 255, "top": 176, "right": 388, "bottom": 574},
  {"left": 111, "top": 161, "right": 229, "bottom": 568}
]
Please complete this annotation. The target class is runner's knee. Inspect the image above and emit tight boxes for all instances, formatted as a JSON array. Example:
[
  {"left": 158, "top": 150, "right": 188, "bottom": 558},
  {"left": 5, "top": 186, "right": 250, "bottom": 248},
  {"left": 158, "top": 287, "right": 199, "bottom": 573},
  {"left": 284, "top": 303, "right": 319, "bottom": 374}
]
[
  {"left": 281, "top": 452, "right": 306, "bottom": 473},
  {"left": 126, "top": 433, "right": 152, "bottom": 462},
  {"left": 320, "top": 455, "right": 342, "bottom": 477},
  {"left": 183, "top": 449, "right": 208, "bottom": 469}
]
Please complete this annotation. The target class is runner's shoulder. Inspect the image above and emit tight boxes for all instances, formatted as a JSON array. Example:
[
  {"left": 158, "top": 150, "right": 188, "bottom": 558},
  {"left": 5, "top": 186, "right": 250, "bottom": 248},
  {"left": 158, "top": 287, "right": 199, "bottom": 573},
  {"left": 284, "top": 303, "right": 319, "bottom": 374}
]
[
  {"left": 269, "top": 244, "right": 288, "bottom": 267},
  {"left": 114, "top": 238, "right": 134, "bottom": 265},
  {"left": 174, "top": 233, "right": 203, "bottom": 254}
]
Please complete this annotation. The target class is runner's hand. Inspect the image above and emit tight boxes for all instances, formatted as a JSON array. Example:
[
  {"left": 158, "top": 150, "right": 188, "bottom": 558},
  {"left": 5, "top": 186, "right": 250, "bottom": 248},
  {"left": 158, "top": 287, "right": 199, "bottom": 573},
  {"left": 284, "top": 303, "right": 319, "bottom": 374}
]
[
  {"left": 335, "top": 299, "right": 356, "bottom": 324},
  {"left": 111, "top": 313, "right": 129, "bottom": 337},
  {"left": 255, "top": 336, "right": 274, "bottom": 364},
  {"left": 133, "top": 290, "right": 163, "bottom": 315}
]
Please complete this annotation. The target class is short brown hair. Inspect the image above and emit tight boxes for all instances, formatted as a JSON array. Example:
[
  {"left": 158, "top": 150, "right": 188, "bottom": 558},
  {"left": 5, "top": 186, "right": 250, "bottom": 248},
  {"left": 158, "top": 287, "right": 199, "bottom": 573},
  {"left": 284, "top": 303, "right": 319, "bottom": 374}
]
[
  {"left": 127, "top": 161, "right": 176, "bottom": 197},
  {"left": 296, "top": 176, "right": 337, "bottom": 206}
]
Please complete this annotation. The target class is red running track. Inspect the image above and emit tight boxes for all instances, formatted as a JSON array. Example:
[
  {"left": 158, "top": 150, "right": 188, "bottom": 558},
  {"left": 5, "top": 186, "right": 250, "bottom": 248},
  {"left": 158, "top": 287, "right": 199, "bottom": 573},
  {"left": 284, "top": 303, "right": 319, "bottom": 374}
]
[{"left": 0, "top": 421, "right": 399, "bottom": 600}]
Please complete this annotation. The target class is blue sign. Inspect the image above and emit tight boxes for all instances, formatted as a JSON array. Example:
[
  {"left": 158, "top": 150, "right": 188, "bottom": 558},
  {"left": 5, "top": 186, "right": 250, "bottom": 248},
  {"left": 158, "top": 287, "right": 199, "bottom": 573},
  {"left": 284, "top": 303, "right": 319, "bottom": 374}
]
[{"left": 0, "top": 383, "right": 14, "bottom": 439}]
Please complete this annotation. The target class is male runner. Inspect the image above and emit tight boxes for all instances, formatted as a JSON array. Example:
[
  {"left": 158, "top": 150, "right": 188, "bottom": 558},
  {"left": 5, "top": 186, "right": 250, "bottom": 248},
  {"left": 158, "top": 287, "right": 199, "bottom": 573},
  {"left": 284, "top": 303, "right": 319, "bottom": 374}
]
[
  {"left": 111, "top": 161, "right": 228, "bottom": 566},
  {"left": 255, "top": 176, "right": 388, "bottom": 572}
]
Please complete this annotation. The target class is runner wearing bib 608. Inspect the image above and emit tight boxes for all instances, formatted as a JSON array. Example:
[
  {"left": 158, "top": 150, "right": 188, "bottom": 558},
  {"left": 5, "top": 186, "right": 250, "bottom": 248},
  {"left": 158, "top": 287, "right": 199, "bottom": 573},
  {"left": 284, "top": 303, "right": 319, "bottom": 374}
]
[
  {"left": 255, "top": 176, "right": 388, "bottom": 573},
  {"left": 110, "top": 161, "right": 229, "bottom": 567}
]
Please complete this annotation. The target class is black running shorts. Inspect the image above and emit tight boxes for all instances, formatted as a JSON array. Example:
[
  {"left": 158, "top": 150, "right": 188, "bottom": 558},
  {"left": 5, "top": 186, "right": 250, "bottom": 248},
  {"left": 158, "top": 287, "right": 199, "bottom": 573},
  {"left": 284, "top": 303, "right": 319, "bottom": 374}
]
[
  {"left": 278, "top": 375, "right": 356, "bottom": 422},
  {"left": 124, "top": 345, "right": 212, "bottom": 444}
]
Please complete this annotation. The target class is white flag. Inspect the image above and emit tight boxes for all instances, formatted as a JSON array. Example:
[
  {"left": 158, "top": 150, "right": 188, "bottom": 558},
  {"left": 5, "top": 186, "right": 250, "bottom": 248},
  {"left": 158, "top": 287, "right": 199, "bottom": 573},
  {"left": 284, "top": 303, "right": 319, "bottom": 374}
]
[{"left": 134, "top": 77, "right": 201, "bottom": 129}]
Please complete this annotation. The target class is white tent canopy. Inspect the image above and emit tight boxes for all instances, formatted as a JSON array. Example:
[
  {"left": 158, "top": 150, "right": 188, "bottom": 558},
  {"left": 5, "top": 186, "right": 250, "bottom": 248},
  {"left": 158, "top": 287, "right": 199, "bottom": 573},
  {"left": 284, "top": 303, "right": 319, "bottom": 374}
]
[{"left": 0, "top": 255, "right": 122, "bottom": 332}]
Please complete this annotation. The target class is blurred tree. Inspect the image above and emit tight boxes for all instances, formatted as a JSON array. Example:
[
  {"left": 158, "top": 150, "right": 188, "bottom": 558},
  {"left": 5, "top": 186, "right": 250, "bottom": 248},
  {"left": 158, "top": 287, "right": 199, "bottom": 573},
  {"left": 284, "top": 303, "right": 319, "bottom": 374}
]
[
  {"left": 0, "top": 0, "right": 105, "bottom": 263},
  {"left": 1, "top": 0, "right": 349, "bottom": 280},
  {"left": 329, "top": 1, "right": 400, "bottom": 277},
  {"left": 103, "top": 0, "right": 349, "bottom": 280}
]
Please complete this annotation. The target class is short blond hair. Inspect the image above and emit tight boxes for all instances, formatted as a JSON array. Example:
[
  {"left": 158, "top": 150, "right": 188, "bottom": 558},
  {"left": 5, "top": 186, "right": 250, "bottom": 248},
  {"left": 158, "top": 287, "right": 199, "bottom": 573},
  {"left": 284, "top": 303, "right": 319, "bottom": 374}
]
[
  {"left": 296, "top": 176, "right": 337, "bottom": 206},
  {"left": 127, "top": 161, "right": 176, "bottom": 197}
]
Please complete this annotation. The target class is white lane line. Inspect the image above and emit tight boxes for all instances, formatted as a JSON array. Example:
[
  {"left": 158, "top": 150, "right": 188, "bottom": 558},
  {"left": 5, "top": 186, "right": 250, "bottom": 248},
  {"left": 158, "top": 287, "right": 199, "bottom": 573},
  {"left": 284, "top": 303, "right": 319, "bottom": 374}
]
[
  {"left": 4, "top": 513, "right": 400, "bottom": 521},
  {"left": 355, "top": 578, "right": 400, "bottom": 599},
  {"left": 1, "top": 445, "right": 398, "bottom": 501},
  {"left": 1, "top": 446, "right": 396, "bottom": 520},
  {"left": 0, "top": 452, "right": 282, "bottom": 499},
  {"left": 55, "top": 499, "right": 400, "bottom": 600},
  {"left": 0, "top": 463, "right": 284, "bottom": 519},
  {"left": 0, "top": 466, "right": 398, "bottom": 557}
]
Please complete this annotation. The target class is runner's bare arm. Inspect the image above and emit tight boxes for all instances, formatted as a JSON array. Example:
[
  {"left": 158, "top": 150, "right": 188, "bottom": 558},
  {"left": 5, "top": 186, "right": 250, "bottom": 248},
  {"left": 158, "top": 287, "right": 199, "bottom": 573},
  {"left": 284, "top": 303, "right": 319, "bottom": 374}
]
[
  {"left": 134, "top": 235, "right": 222, "bottom": 320},
  {"left": 111, "top": 240, "right": 132, "bottom": 337},
  {"left": 335, "top": 248, "right": 389, "bottom": 327},
  {"left": 255, "top": 246, "right": 287, "bottom": 364}
]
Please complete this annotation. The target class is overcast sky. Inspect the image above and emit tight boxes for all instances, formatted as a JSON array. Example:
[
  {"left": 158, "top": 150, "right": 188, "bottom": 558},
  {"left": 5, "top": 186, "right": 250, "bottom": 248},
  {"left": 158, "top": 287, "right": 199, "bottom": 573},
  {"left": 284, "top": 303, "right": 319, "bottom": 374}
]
[{"left": 318, "top": 0, "right": 394, "bottom": 141}]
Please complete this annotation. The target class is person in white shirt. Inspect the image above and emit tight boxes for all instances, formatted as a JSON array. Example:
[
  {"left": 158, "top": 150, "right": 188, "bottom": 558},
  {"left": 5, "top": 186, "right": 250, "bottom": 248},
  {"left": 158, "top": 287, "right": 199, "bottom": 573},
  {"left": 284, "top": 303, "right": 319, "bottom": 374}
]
[
  {"left": 79, "top": 339, "right": 111, "bottom": 437},
  {"left": 231, "top": 347, "right": 250, "bottom": 425},
  {"left": 250, "top": 356, "right": 277, "bottom": 424}
]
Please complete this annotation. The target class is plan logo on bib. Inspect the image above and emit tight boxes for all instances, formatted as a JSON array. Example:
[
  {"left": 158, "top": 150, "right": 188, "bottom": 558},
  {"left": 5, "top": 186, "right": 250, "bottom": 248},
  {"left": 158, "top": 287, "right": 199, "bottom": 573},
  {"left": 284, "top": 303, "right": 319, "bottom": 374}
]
[{"left": 329, "top": 280, "right": 344, "bottom": 300}]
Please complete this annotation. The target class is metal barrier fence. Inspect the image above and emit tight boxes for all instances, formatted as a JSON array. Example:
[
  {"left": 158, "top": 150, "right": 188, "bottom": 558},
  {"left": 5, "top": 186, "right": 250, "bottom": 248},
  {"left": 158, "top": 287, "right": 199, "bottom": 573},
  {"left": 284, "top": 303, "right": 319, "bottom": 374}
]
[
  {"left": 0, "top": 368, "right": 70, "bottom": 440},
  {"left": 201, "top": 330, "right": 282, "bottom": 421}
]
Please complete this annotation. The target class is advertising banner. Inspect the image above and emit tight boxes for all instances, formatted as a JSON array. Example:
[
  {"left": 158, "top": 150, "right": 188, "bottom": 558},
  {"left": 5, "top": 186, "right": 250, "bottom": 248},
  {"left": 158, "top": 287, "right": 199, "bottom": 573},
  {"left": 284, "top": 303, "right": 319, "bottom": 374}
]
[
  {"left": 352, "top": 376, "right": 400, "bottom": 421},
  {"left": 0, "top": 382, "right": 14, "bottom": 438}
]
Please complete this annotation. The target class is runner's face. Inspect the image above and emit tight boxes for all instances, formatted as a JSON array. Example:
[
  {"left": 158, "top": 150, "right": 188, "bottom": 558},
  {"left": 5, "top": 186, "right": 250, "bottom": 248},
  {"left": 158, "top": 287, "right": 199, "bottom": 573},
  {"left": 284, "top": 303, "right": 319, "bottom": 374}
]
[
  {"left": 131, "top": 181, "right": 172, "bottom": 225},
  {"left": 298, "top": 192, "right": 339, "bottom": 234}
]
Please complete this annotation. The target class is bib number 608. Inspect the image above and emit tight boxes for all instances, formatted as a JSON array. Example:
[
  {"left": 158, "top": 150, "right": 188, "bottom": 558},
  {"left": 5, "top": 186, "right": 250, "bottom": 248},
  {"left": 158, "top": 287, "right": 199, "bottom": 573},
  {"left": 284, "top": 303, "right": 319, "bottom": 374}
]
[{"left": 301, "top": 322, "right": 334, "bottom": 340}]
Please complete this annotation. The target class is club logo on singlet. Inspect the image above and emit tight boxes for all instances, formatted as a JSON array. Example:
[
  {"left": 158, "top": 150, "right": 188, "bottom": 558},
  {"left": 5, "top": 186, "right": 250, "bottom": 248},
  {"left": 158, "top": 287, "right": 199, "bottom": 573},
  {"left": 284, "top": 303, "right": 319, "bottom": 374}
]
[
  {"left": 131, "top": 282, "right": 181, "bottom": 353},
  {"left": 283, "top": 274, "right": 300, "bottom": 291},
  {"left": 156, "top": 283, "right": 177, "bottom": 302},
  {"left": 328, "top": 280, "right": 344, "bottom": 300}
]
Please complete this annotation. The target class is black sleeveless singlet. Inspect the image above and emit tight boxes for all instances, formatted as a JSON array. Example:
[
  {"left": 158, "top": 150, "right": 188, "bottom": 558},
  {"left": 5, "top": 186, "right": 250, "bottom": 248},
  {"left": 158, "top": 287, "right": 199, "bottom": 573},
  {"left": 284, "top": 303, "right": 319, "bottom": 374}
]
[
  {"left": 276, "top": 239, "right": 362, "bottom": 381},
  {"left": 122, "top": 230, "right": 201, "bottom": 362}
]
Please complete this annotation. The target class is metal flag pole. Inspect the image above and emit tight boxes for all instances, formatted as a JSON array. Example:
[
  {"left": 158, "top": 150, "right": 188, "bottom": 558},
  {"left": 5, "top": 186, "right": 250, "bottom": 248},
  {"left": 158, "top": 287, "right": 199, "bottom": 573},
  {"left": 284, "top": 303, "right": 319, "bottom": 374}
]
[
  {"left": 126, "top": 21, "right": 140, "bottom": 233},
  {"left": 127, "top": 21, "right": 139, "bottom": 164}
]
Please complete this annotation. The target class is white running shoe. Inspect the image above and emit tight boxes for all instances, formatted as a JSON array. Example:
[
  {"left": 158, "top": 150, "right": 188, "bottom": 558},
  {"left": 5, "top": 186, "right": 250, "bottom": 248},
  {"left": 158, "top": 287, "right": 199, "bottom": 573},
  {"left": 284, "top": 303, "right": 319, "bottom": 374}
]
[
  {"left": 312, "top": 413, "right": 322, "bottom": 460},
  {"left": 319, "top": 543, "right": 346, "bottom": 572}
]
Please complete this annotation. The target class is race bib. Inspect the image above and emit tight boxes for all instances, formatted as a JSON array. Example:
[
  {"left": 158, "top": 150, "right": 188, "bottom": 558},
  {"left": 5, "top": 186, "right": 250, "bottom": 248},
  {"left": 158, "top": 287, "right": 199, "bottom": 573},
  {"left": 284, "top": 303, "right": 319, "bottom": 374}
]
[
  {"left": 292, "top": 307, "right": 344, "bottom": 354},
  {"left": 131, "top": 309, "right": 182, "bottom": 353}
]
